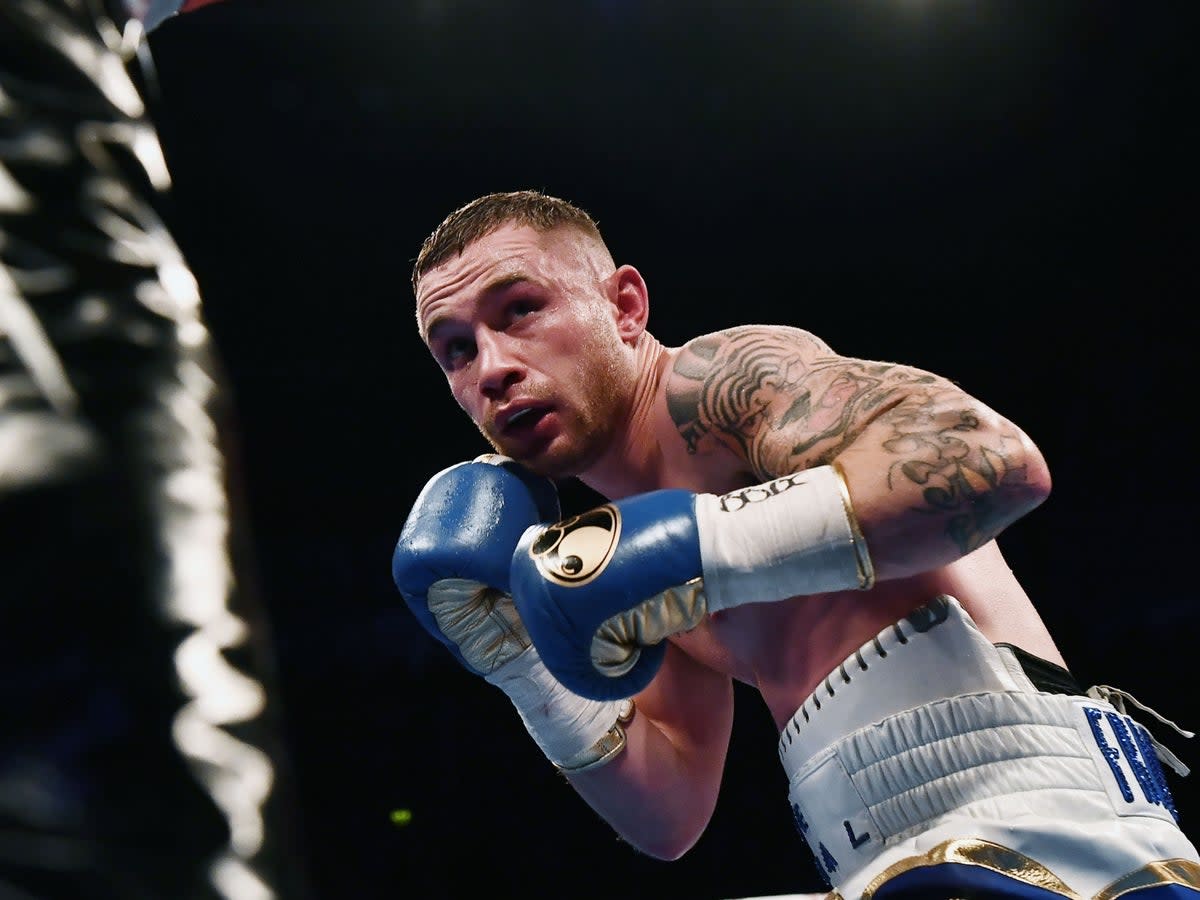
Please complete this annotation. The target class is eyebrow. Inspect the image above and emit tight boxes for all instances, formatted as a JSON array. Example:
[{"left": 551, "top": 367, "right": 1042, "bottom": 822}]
[
  {"left": 486, "top": 272, "right": 532, "bottom": 292},
  {"left": 423, "top": 273, "right": 535, "bottom": 344}
]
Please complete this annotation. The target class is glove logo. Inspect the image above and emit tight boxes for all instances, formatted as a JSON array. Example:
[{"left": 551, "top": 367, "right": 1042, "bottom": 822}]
[
  {"left": 718, "top": 472, "right": 807, "bottom": 512},
  {"left": 529, "top": 506, "right": 621, "bottom": 588}
]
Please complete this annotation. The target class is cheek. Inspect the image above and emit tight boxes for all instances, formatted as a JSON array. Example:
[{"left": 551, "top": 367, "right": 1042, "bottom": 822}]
[
  {"left": 449, "top": 379, "right": 477, "bottom": 416},
  {"left": 575, "top": 331, "right": 631, "bottom": 408}
]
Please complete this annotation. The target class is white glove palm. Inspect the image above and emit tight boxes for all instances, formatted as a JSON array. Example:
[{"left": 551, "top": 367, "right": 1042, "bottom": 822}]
[{"left": 427, "top": 578, "right": 530, "bottom": 676}]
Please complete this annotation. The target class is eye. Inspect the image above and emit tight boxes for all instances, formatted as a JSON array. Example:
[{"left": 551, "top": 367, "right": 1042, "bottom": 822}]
[
  {"left": 440, "top": 335, "right": 475, "bottom": 369},
  {"left": 506, "top": 296, "right": 539, "bottom": 323}
]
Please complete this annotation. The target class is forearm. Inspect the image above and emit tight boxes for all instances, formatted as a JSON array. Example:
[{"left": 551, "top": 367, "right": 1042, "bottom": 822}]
[{"left": 563, "top": 647, "right": 733, "bottom": 860}]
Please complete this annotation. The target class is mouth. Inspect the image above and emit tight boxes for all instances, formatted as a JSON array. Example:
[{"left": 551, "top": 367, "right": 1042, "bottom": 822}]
[{"left": 501, "top": 405, "right": 549, "bottom": 435}]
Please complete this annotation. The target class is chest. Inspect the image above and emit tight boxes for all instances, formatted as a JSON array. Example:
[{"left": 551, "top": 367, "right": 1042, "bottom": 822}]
[
  {"left": 669, "top": 583, "right": 947, "bottom": 729},
  {"left": 667, "top": 595, "right": 845, "bottom": 722}
]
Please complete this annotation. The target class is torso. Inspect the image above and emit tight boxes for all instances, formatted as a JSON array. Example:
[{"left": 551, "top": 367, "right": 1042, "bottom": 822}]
[{"left": 667, "top": 546, "right": 1064, "bottom": 731}]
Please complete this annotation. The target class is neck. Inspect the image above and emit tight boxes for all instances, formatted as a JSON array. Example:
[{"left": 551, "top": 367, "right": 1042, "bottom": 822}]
[{"left": 579, "top": 334, "right": 671, "bottom": 500}]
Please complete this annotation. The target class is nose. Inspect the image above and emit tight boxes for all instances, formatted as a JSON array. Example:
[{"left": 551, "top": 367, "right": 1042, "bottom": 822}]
[{"left": 475, "top": 329, "right": 523, "bottom": 399}]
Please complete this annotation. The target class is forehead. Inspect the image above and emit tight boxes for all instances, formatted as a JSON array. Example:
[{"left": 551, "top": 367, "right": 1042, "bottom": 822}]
[{"left": 416, "top": 223, "right": 591, "bottom": 337}]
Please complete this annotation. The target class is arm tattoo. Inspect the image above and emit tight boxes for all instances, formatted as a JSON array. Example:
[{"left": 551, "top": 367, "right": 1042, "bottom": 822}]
[
  {"left": 881, "top": 395, "right": 1029, "bottom": 553},
  {"left": 667, "top": 328, "right": 908, "bottom": 473},
  {"left": 668, "top": 327, "right": 1030, "bottom": 553},
  {"left": 665, "top": 333, "right": 719, "bottom": 456}
]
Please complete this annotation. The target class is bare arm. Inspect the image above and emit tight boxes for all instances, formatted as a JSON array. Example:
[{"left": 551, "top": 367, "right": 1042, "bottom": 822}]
[
  {"left": 564, "top": 643, "right": 735, "bottom": 860},
  {"left": 666, "top": 324, "right": 1053, "bottom": 580}
]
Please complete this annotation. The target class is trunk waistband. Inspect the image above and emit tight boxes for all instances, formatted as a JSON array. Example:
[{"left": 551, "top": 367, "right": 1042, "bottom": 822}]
[{"left": 777, "top": 594, "right": 1036, "bottom": 771}]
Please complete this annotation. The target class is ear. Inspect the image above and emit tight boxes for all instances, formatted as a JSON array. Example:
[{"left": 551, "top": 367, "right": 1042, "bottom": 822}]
[{"left": 607, "top": 265, "right": 649, "bottom": 345}]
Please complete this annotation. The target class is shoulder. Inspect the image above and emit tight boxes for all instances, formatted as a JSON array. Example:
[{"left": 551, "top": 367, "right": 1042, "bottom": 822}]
[
  {"left": 662, "top": 324, "right": 837, "bottom": 458},
  {"left": 673, "top": 325, "right": 834, "bottom": 368},
  {"left": 666, "top": 325, "right": 836, "bottom": 399}
]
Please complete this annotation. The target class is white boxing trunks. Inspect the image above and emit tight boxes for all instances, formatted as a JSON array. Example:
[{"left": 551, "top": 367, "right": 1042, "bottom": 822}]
[{"left": 778, "top": 594, "right": 1200, "bottom": 898}]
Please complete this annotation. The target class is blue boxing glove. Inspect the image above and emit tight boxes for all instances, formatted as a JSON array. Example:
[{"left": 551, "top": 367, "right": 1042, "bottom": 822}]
[
  {"left": 392, "top": 453, "right": 560, "bottom": 674},
  {"left": 510, "top": 465, "right": 878, "bottom": 700},
  {"left": 510, "top": 490, "right": 702, "bottom": 700},
  {"left": 392, "top": 454, "right": 633, "bottom": 773}
]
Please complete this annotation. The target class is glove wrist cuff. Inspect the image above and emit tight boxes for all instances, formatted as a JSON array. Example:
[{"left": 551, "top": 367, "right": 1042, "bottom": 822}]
[
  {"left": 555, "top": 698, "right": 635, "bottom": 774},
  {"left": 698, "top": 462, "right": 875, "bottom": 612},
  {"left": 486, "top": 647, "right": 634, "bottom": 772}
]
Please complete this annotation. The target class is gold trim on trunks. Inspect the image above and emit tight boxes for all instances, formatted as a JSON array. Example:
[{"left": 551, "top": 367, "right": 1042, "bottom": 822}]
[
  {"left": 863, "top": 838, "right": 1079, "bottom": 898},
  {"left": 1095, "top": 858, "right": 1200, "bottom": 899},
  {"left": 862, "top": 839, "right": 1200, "bottom": 898}
]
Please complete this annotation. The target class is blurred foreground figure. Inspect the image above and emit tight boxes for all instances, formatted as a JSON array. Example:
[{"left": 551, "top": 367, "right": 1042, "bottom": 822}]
[{"left": 0, "top": 1, "right": 305, "bottom": 897}]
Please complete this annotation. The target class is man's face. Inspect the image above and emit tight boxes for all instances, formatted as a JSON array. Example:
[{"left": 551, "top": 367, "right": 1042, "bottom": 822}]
[{"left": 416, "top": 223, "right": 635, "bottom": 478}]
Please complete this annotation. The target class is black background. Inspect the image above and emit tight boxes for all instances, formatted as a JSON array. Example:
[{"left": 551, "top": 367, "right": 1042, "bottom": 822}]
[{"left": 140, "top": 2, "right": 1196, "bottom": 897}]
